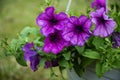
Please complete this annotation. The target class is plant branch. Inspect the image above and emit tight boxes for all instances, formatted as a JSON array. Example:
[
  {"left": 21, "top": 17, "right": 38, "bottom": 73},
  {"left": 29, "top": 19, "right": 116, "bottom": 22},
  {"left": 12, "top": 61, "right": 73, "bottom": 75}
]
[{"left": 66, "top": 0, "right": 72, "bottom": 14}]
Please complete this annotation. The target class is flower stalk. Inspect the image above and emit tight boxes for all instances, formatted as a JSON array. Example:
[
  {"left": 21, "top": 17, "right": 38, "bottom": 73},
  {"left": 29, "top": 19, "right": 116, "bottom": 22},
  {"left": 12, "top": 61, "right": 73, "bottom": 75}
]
[{"left": 66, "top": 0, "right": 72, "bottom": 14}]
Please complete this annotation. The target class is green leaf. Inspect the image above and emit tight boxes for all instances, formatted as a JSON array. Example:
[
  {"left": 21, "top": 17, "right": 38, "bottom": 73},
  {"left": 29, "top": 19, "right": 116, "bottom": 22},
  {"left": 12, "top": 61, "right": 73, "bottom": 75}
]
[
  {"left": 15, "top": 52, "right": 27, "bottom": 66},
  {"left": 34, "top": 37, "right": 44, "bottom": 46},
  {"left": 20, "top": 27, "right": 40, "bottom": 38},
  {"left": 39, "top": 58, "right": 46, "bottom": 67},
  {"left": 92, "top": 37, "right": 105, "bottom": 49},
  {"left": 75, "top": 46, "right": 85, "bottom": 55},
  {"left": 58, "top": 59, "right": 69, "bottom": 68},
  {"left": 74, "top": 57, "right": 94, "bottom": 77},
  {"left": 83, "top": 50, "right": 100, "bottom": 59},
  {"left": 20, "top": 27, "right": 31, "bottom": 38},
  {"left": 74, "top": 64, "right": 83, "bottom": 77},
  {"left": 112, "top": 60, "right": 120, "bottom": 68},
  {"left": 63, "top": 52, "right": 71, "bottom": 60},
  {"left": 80, "top": 57, "right": 94, "bottom": 68},
  {"left": 96, "top": 62, "right": 103, "bottom": 77}
]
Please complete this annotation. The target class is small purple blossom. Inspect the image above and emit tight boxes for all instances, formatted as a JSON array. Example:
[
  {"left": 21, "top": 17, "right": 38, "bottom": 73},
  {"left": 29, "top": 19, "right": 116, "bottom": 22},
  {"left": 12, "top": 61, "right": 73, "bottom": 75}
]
[
  {"left": 63, "top": 15, "right": 92, "bottom": 46},
  {"left": 44, "top": 60, "right": 58, "bottom": 68},
  {"left": 36, "top": 6, "right": 68, "bottom": 36},
  {"left": 29, "top": 54, "right": 41, "bottom": 71},
  {"left": 91, "top": 0, "right": 107, "bottom": 11},
  {"left": 43, "top": 30, "right": 69, "bottom": 54},
  {"left": 112, "top": 32, "right": 120, "bottom": 48},
  {"left": 90, "top": 8, "right": 116, "bottom": 37},
  {"left": 22, "top": 42, "right": 41, "bottom": 71}
]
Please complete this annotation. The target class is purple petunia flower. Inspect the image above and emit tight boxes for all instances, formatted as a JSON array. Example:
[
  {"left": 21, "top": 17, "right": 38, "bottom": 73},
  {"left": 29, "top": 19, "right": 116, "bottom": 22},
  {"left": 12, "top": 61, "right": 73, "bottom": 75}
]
[
  {"left": 36, "top": 6, "right": 68, "bottom": 36},
  {"left": 112, "top": 32, "right": 120, "bottom": 48},
  {"left": 91, "top": 0, "right": 107, "bottom": 12},
  {"left": 44, "top": 60, "right": 58, "bottom": 68},
  {"left": 90, "top": 8, "right": 116, "bottom": 37},
  {"left": 22, "top": 42, "right": 41, "bottom": 71},
  {"left": 43, "top": 30, "right": 69, "bottom": 54},
  {"left": 29, "top": 54, "right": 41, "bottom": 71},
  {"left": 62, "top": 15, "right": 92, "bottom": 46}
]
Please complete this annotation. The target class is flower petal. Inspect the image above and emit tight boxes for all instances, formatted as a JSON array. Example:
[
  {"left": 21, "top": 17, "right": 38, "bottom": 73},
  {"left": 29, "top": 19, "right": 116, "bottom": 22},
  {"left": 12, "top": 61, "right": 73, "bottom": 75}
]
[
  {"left": 78, "top": 15, "right": 88, "bottom": 25},
  {"left": 43, "top": 43, "right": 52, "bottom": 53},
  {"left": 56, "top": 12, "right": 68, "bottom": 20},
  {"left": 71, "top": 34, "right": 78, "bottom": 45},
  {"left": 70, "top": 16, "right": 78, "bottom": 25},
  {"left": 90, "top": 8, "right": 105, "bottom": 19},
  {"left": 37, "top": 13, "right": 50, "bottom": 20},
  {"left": 30, "top": 54, "right": 41, "bottom": 71},
  {"left": 40, "top": 26, "right": 54, "bottom": 36},
  {"left": 37, "top": 20, "right": 49, "bottom": 27},
  {"left": 83, "top": 19, "right": 92, "bottom": 29},
  {"left": 78, "top": 34, "right": 85, "bottom": 46},
  {"left": 45, "top": 6, "right": 55, "bottom": 17}
]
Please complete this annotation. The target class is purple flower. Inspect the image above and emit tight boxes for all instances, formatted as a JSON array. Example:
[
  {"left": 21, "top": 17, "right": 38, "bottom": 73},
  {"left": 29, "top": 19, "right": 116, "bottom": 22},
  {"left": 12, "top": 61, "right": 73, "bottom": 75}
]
[
  {"left": 62, "top": 15, "right": 92, "bottom": 46},
  {"left": 91, "top": 0, "right": 107, "bottom": 11},
  {"left": 29, "top": 54, "right": 41, "bottom": 71},
  {"left": 22, "top": 42, "right": 41, "bottom": 71},
  {"left": 44, "top": 60, "right": 58, "bottom": 68},
  {"left": 23, "top": 42, "right": 36, "bottom": 61},
  {"left": 43, "top": 30, "right": 69, "bottom": 54},
  {"left": 90, "top": 8, "right": 116, "bottom": 37},
  {"left": 112, "top": 32, "right": 120, "bottom": 48},
  {"left": 36, "top": 6, "right": 68, "bottom": 36}
]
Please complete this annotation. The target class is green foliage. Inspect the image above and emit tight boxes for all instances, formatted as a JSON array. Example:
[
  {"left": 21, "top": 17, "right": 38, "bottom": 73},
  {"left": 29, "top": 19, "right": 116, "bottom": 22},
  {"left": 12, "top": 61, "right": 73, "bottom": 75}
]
[
  {"left": 63, "top": 52, "right": 71, "bottom": 60},
  {"left": 1, "top": 0, "right": 120, "bottom": 79},
  {"left": 82, "top": 50, "right": 100, "bottom": 59},
  {"left": 15, "top": 52, "right": 27, "bottom": 66},
  {"left": 92, "top": 37, "right": 105, "bottom": 50},
  {"left": 74, "top": 57, "right": 94, "bottom": 77},
  {"left": 75, "top": 46, "right": 85, "bottom": 55},
  {"left": 96, "top": 62, "right": 103, "bottom": 77},
  {"left": 8, "top": 27, "right": 43, "bottom": 67},
  {"left": 58, "top": 58, "right": 69, "bottom": 68}
]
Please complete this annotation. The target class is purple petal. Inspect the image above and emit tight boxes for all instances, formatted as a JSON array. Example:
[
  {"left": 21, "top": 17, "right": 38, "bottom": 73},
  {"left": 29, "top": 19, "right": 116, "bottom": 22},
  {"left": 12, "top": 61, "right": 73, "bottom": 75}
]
[
  {"left": 37, "top": 20, "right": 49, "bottom": 27},
  {"left": 78, "top": 15, "right": 88, "bottom": 25},
  {"left": 45, "top": 6, "right": 55, "bottom": 17},
  {"left": 40, "top": 26, "right": 54, "bottom": 36},
  {"left": 90, "top": 8, "right": 105, "bottom": 19},
  {"left": 83, "top": 19, "right": 92, "bottom": 29},
  {"left": 24, "top": 51, "right": 37, "bottom": 61},
  {"left": 30, "top": 54, "right": 41, "bottom": 71},
  {"left": 91, "top": 0, "right": 107, "bottom": 11},
  {"left": 69, "top": 16, "right": 78, "bottom": 25},
  {"left": 22, "top": 42, "right": 34, "bottom": 52},
  {"left": 37, "top": 13, "right": 50, "bottom": 20},
  {"left": 51, "top": 43, "right": 62, "bottom": 54},
  {"left": 63, "top": 32, "right": 74, "bottom": 41},
  {"left": 54, "top": 24, "right": 64, "bottom": 30},
  {"left": 78, "top": 34, "right": 85, "bottom": 46},
  {"left": 45, "top": 60, "right": 58, "bottom": 68},
  {"left": 91, "top": 1, "right": 97, "bottom": 8},
  {"left": 56, "top": 12, "right": 68, "bottom": 20},
  {"left": 71, "top": 34, "right": 78, "bottom": 45},
  {"left": 43, "top": 43, "right": 52, "bottom": 53},
  {"left": 112, "top": 32, "right": 120, "bottom": 48}
]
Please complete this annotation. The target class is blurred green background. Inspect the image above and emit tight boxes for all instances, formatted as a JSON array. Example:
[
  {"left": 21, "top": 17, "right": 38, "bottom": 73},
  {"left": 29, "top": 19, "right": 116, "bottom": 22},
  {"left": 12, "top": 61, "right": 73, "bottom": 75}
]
[{"left": 0, "top": 0, "right": 118, "bottom": 80}]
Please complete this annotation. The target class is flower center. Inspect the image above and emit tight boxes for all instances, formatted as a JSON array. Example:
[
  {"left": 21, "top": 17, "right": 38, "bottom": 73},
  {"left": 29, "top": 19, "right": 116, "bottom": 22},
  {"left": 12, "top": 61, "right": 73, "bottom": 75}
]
[
  {"left": 98, "top": 17, "right": 106, "bottom": 24},
  {"left": 50, "top": 18, "right": 58, "bottom": 25},
  {"left": 75, "top": 25, "right": 84, "bottom": 33},
  {"left": 49, "top": 33, "right": 59, "bottom": 42}
]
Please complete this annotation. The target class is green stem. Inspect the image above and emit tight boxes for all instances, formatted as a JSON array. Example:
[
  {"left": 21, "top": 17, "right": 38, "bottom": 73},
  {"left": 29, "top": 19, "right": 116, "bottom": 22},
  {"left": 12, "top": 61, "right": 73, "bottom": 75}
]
[{"left": 66, "top": 0, "right": 72, "bottom": 14}]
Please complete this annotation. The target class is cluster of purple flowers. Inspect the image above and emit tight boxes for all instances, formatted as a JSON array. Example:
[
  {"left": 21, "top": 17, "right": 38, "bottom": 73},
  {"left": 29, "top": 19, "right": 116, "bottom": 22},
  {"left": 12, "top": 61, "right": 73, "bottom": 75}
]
[
  {"left": 36, "top": 0, "right": 116, "bottom": 54},
  {"left": 22, "top": 42, "right": 58, "bottom": 71},
  {"left": 22, "top": 0, "right": 120, "bottom": 71}
]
